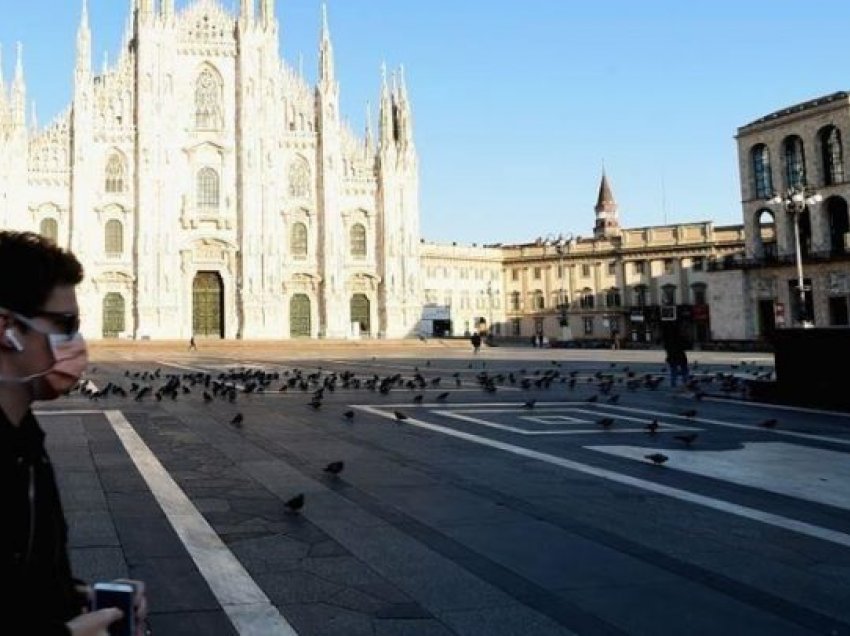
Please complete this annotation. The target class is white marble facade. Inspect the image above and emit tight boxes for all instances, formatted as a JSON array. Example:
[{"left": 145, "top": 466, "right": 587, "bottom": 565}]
[{"left": 0, "top": 0, "right": 422, "bottom": 339}]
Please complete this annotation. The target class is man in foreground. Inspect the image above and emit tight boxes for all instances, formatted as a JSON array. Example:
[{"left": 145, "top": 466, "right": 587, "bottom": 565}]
[{"left": 0, "top": 231, "right": 147, "bottom": 635}]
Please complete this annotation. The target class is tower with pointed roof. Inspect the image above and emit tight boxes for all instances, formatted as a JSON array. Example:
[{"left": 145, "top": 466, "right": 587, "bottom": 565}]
[{"left": 594, "top": 171, "right": 621, "bottom": 239}]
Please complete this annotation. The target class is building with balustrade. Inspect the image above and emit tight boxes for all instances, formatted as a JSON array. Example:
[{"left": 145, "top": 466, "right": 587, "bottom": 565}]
[
  {"left": 0, "top": 0, "right": 421, "bottom": 339},
  {"left": 493, "top": 174, "right": 746, "bottom": 345}
]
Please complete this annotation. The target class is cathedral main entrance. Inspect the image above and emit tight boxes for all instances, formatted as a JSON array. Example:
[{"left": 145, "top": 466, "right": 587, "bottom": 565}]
[
  {"left": 290, "top": 294, "right": 312, "bottom": 338},
  {"left": 102, "top": 292, "right": 126, "bottom": 339},
  {"left": 193, "top": 272, "right": 224, "bottom": 338},
  {"left": 351, "top": 294, "right": 370, "bottom": 335}
]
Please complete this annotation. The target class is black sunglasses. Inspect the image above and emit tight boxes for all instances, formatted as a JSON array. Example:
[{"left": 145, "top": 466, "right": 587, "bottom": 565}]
[{"left": 27, "top": 311, "right": 81, "bottom": 337}]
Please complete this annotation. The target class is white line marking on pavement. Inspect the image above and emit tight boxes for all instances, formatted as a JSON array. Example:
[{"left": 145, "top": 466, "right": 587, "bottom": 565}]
[
  {"left": 104, "top": 410, "right": 299, "bottom": 636},
  {"left": 704, "top": 396, "right": 850, "bottom": 418},
  {"left": 587, "top": 442, "right": 850, "bottom": 512},
  {"left": 591, "top": 403, "right": 850, "bottom": 447},
  {"left": 154, "top": 360, "right": 211, "bottom": 373},
  {"left": 354, "top": 404, "right": 850, "bottom": 550},
  {"left": 436, "top": 410, "right": 573, "bottom": 435}
]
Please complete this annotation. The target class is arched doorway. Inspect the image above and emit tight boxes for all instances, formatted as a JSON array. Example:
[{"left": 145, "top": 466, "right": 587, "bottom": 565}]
[
  {"left": 827, "top": 196, "right": 849, "bottom": 255},
  {"left": 351, "top": 294, "right": 370, "bottom": 335},
  {"left": 102, "top": 292, "right": 125, "bottom": 339},
  {"left": 290, "top": 294, "right": 311, "bottom": 338},
  {"left": 193, "top": 272, "right": 224, "bottom": 338},
  {"left": 755, "top": 208, "right": 777, "bottom": 261}
]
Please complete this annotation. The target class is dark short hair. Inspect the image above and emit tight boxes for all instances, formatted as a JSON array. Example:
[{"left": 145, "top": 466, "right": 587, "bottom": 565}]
[{"left": 0, "top": 231, "right": 84, "bottom": 316}]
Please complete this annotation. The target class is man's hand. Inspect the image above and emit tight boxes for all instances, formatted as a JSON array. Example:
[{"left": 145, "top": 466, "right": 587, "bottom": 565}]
[
  {"left": 112, "top": 579, "right": 149, "bottom": 635},
  {"left": 66, "top": 608, "right": 123, "bottom": 636},
  {"left": 75, "top": 578, "right": 149, "bottom": 635}
]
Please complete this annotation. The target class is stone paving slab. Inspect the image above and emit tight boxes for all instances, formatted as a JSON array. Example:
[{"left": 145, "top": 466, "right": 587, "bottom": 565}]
[{"left": 43, "top": 415, "right": 239, "bottom": 635}]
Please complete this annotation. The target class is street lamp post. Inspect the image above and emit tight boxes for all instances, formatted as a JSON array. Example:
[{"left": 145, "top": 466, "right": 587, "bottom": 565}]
[
  {"left": 769, "top": 185, "right": 822, "bottom": 328},
  {"left": 545, "top": 233, "right": 574, "bottom": 341}
]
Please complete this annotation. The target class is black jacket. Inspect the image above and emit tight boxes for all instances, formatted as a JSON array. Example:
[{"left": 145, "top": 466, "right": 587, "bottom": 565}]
[{"left": 0, "top": 408, "right": 85, "bottom": 635}]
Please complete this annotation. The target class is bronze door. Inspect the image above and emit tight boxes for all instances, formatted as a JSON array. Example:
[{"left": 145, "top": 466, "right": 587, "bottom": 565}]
[
  {"left": 290, "top": 294, "right": 311, "bottom": 338},
  {"left": 102, "top": 292, "right": 126, "bottom": 339},
  {"left": 193, "top": 272, "right": 224, "bottom": 338},
  {"left": 351, "top": 294, "right": 370, "bottom": 334}
]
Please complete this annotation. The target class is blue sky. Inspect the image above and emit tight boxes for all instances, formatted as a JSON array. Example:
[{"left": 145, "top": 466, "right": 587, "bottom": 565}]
[{"left": 1, "top": 0, "right": 848, "bottom": 244}]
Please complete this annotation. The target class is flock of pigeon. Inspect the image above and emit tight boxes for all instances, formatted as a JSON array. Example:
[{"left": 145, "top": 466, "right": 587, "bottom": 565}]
[{"left": 75, "top": 359, "right": 778, "bottom": 509}]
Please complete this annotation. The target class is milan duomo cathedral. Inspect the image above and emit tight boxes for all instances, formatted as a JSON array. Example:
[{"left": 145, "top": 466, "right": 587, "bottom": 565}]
[{"left": 0, "top": 0, "right": 422, "bottom": 339}]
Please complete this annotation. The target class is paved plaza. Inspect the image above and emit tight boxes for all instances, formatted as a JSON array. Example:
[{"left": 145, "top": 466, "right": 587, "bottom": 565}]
[{"left": 41, "top": 342, "right": 850, "bottom": 635}]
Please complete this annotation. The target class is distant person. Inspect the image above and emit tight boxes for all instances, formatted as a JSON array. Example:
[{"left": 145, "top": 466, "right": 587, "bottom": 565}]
[
  {"left": 662, "top": 325, "right": 689, "bottom": 389},
  {"left": 188, "top": 335, "right": 197, "bottom": 351},
  {"left": 470, "top": 332, "right": 482, "bottom": 354},
  {"left": 611, "top": 329, "right": 620, "bottom": 350}
]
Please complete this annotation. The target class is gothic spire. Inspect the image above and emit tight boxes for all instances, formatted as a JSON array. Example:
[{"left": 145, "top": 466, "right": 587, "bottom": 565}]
[
  {"left": 594, "top": 170, "right": 621, "bottom": 238},
  {"left": 318, "top": 3, "right": 336, "bottom": 89},
  {"left": 13, "top": 42, "right": 23, "bottom": 85},
  {"left": 396, "top": 65, "right": 414, "bottom": 148},
  {"left": 365, "top": 101, "right": 374, "bottom": 156},
  {"left": 136, "top": 0, "right": 153, "bottom": 21},
  {"left": 240, "top": 0, "right": 255, "bottom": 24},
  {"left": 30, "top": 100, "right": 37, "bottom": 132},
  {"left": 162, "top": 0, "right": 174, "bottom": 20},
  {"left": 379, "top": 62, "right": 394, "bottom": 149},
  {"left": 12, "top": 42, "right": 25, "bottom": 129},
  {"left": 260, "top": 0, "right": 274, "bottom": 28},
  {"left": 0, "top": 45, "right": 7, "bottom": 126},
  {"left": 76, "top": 0, "right": 91, "bottom": 77}
]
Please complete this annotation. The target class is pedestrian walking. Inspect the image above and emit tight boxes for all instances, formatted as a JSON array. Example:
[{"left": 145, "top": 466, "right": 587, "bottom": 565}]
[
  {"left": 188, "top": 335, "right": 197, "bottom": 351},
  {"left": 470, "top": 332, "right": 482, "bottom": 354},
  {"left": 662, "top": 324, "right": 689, "bottom": 389},
  {"left": 0, "top": 231, "right": 149, "bottom": 635}
]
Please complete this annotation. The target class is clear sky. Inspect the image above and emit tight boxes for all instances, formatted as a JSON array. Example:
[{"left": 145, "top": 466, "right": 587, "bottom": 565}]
[{"left": 1, "top": 0, "right": 849, "bottom": 245}]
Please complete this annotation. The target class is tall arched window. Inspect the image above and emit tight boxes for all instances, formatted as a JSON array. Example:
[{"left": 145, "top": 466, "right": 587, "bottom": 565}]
[
  {"left": 197, "top": 168, "right": 220, "bottom": 208},
  {"left": 826, "top": 196, "right": 850, "bottom": 254},
  {"left": 820, "top": 126, "right": 844, "bottom": 186},
  {"left": 291, "top": 222, "right": 308, "bottom": 258},
  {"left": 751, "top": 144, "right": 773, "bottom": 199},
  {"left": 633, "top": 285, "right": 648, "bottom": 307},
  {"left": 580, "top": 288, "right": 595, "bottom": 309},
  {"left": 606, "top": 288, "right": 621, "bottom": 307},
  {"left": 40, "top": 218, "right": 58, "bottom": 244},
  {"left": 783, "top": 135, "right": 806, "bottom": 189},
  {"left": 105, "top": 220, "right": 123, "bottom": 255},
  {"left": 195, "top": 66, "right": 223, "bottom": 130},
  {"left": 661, "top": 284, "right": 677, "bottom": 306},
  {"left": 350, "top": 223, "right": 367, "bottom": 258},
  {"left": 755, "top": 208, "right": 777, "bottom": 260},
  {"left": 105, "top": 153, "right": 126, "bottom": 193}
]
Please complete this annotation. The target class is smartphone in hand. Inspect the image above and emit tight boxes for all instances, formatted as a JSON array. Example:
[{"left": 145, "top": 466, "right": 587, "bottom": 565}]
[{"left": 92, "top": 582, "right": 135, "bottom": 636}]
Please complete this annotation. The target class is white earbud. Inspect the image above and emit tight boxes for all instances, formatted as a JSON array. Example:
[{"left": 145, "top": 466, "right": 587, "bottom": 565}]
[{"left": 6, "top": 329, "right": 24, "bottom": 352}]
